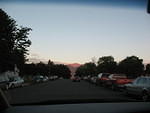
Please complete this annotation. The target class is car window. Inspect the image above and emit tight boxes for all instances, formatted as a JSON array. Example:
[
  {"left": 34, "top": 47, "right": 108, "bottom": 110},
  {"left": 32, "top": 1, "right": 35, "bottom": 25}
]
[
  {"left": 102, "top": 74, "right": 109, "bottom": 77},
  {"left": 133, "top": 78, "right": 140, "bottom": 85},
  {"left": 135, "top": 78, "right": 149, "bottom": 85},
  {"left": 146, "top": 78, "right": 150, "bottom": 85},
  {"left": 137, "top": 78, "right": 146, "bottom": 85},
  {"left": 143, "top": 78, "right": 148, "bottom": 85}
]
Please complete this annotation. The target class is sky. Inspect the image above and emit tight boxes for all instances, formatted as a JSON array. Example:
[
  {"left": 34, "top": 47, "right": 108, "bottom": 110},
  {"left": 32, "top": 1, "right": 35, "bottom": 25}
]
[{"left": 0, "top": 0, "right": 150, "bottom": 64}]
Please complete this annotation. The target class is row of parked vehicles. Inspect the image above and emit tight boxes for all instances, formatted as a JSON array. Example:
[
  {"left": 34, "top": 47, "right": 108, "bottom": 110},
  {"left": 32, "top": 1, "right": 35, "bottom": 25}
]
[
  {"left": 71, "top": 76, "right": 81, "bottom": 82},
  {"left": 32, "top": 75, "right": 58, "bottom": 83},
  {"left": 0, "top": 76, "right": 24, "bottom": 90},
  {"left": 85, "top": 73, "right": 150, "bottom": 102},
  {"left": 0, "top": 75, "right": 59, "bottom": 90}
]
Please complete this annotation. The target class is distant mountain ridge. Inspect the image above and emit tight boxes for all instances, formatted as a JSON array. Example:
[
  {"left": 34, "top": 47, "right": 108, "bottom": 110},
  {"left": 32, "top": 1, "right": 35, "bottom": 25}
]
[
  {"left": 67, "top": 63, "right": 81, "bottom": 67},
  {"left": 67, "top": 63, "right": 81, "bottom": 76}
]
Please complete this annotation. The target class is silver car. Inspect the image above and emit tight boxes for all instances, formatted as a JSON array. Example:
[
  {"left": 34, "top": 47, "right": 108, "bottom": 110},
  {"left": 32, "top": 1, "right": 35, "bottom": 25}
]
[
  {"left": 125, "top": 76, "right": 150, "bottom": 101},
  {"left": 8, "top": 76, "right": 24, "bottom": 89}
]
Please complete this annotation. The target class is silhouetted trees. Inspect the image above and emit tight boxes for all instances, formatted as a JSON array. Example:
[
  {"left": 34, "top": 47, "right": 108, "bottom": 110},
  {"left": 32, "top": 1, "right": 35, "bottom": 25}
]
[
  {"left": 0, "top": 9, "right": 31, "bottom": 73},
  {"left": 75, "top": 62, "right": 97, "bottom": 77},
  {"left": 97, "top": 56, "right": 117, "bottom": 73},
  {"left": 145, "top": 64, "right": 150, "bottom": 74},
  {"left": 23, "top": 63, "right": 37, "bottom": 75},
  {"left": 23, "top": 60, "right": 71, "bottom": 79},
  {"left": 75, "top": 56, "right": 146, "bottom": 78},
  {"left": 118, "top": 56, "right": 144, "bottom": 77},
  {"left": 52, "top": 64, "right": 71, "bottom": 78}
]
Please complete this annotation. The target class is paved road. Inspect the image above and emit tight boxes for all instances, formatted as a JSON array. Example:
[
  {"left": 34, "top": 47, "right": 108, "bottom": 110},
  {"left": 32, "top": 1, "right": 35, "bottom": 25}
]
[{"left": 5, "top": 79, "right": 137, "bottom": 105}]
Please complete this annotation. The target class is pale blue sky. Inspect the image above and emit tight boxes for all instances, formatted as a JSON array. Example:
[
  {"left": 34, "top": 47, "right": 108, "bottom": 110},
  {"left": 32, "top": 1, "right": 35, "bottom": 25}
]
[{"left": 1, "top": 1, "right": 150, "bottom": 64}]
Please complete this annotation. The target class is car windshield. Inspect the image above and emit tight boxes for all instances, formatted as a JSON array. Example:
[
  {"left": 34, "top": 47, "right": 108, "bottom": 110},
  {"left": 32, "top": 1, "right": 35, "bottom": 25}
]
[
  {"left": 15, "top": 77, "right": 21, "bottom": 81},
  {"left": 102, "top": 74, "right": 110, "bottom": 77},
  {"left": 0, "top": 0, "right": 150, "bottom": 105}
]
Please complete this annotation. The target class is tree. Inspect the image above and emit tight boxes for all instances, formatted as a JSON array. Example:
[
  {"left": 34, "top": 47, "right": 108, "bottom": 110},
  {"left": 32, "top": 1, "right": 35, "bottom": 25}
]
[
  {"left": 84, "top": 62, "right": 97, "bottom": 76},
  {"left": 97, "top": 56, "right": 117, "bottom": 73},
  {"left": 75, "top": 65, "right": 85, "bottom": 77},
  {"left": 118, "top": 56, "right": 144, "bottom": 77},
  {"left": 75, "top": 62, "right": 97, "bottom": 77},
  {"left": 145, "top": 64, "right": 150, "bottom": 74},
  {"left": 0, "top": 9, "right": 31, "bottom": 73},
  {"left": 47, "top": 60, "right": 54, "bottom": 76},
  {"left": 52, "top": 64, "right": 71, "bottom": 78},
  {"left": 35, "top": 62, "right": 49, "bottom": 76},
  {"left": 97, "top": 56, "right": 114, "bottom": 65},
  {"left": 23, "top": 63, "right": 37, "bottom": 75}
]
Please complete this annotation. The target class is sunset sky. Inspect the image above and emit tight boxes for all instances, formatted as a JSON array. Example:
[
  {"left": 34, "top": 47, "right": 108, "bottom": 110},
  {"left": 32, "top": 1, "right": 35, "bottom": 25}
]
[{"left": 0, "top": 0, "right": 150, "bottom": 64}]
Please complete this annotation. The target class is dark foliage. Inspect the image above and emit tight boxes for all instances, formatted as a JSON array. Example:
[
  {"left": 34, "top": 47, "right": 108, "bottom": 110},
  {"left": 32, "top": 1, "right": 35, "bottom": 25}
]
[
  {"left": 0, "top": 9, "right": 31, "bottom": 73},
  {"left": 97, "top": 56, "right": 117, "bottom": 73},
  {"left": 75, "top": 62, "right": 97, "bottom": 77},
  {"left": 23, "top": 60, "right": 71, "bottom": 78},
  {"left": 118, "top": 56, "right": 144, "bottom": 77},
  {"left": 145, "top": 64, "right": 150, "bottom": 74}
]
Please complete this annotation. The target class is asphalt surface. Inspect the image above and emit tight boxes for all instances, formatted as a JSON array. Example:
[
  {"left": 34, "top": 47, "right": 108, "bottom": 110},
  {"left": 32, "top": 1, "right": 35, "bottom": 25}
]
[{"left": 4, "top": 79, "right": 137, "bottom": 105}]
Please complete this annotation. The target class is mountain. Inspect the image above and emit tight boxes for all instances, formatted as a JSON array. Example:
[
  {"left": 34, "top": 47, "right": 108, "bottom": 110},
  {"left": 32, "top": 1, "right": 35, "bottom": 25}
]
[
  {"left": 67, "top": 63, "right": 81, "bottom": 67},
  {"left": 67, "top": 63, "right": 81, "bottom": 76}
]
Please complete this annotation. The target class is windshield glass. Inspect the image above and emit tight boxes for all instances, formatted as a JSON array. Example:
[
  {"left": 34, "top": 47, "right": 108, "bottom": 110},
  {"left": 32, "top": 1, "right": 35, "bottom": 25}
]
[{"left": 0, "top": 0, "right": 150, "bottom": 105}]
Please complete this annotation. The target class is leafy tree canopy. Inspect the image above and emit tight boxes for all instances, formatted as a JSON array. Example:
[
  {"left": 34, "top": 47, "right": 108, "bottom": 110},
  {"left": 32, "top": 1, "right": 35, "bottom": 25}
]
[
  {"left": 75, "top": 62, "right": 97, "bottom": 77},
  {"left": 97, "top": 56, "right": 117, "bottom": 73},
  {"left": 145, "top": 64, "right": 150, "bottom": 74},
  {"left": 0, "top": 9, "right": 31, "bottom": 73},
  {"left": 118, "top": 56, "right": 144, "bottom": 77}
]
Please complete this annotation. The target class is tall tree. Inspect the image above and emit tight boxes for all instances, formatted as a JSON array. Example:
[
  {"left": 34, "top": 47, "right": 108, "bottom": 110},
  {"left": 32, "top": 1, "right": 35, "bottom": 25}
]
[
  {"left": 145, "top": 64, "right": 150, "bottom": 74},
  {"left": 47, "top": 60, "right": 54, "bottom": 76},
  {"left": 52, "top": 64, "right": 71, "bottom": 78},
  {"left": 35, "top": 62, "right": 49, "bottom": 76},
  {"left": 75, "top": 62, "right": 97, "bottom": 77},
  {"left": 118, "top": 56, "right": 144, "bottom": 77},
  {"left": 75, "top": 65, "right": 85, "bottom": 77},
  {"left": 0, "top": 9, "right": 31, "bottom": 73},
  {"left": 97, "top": 56, "right": 117, "bottom": 73}
]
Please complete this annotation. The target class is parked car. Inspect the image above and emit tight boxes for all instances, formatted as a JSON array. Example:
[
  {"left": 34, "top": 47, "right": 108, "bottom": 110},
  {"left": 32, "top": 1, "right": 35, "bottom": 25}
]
[
  {"left": 49, "top": 75, "right": 58, "bottom": 81},
  {"left": 71, "top": 76, "right": 80, "bottom": 82},
  {"left": 32, "top": 75, "right": 44, "bottom": 83},
  {"left": 86, "top": 75, "right": 92, "bottom": 82},
  {"left": 83, "top": 76, "right": 88, "bottom": 81},
  {"left": 90, "top": 76, "right": 97, "bottom": 84},
  {"left": 0, "top": 76, "right": 9, "bottom": 90},
  {"left": 0, "top": 81, "right": 9, "bottom": 90},
  {"left": 43, "top": 76, "right": 49, "bottom": 82},
  {"left": 125, "top": 76, "right": 150, "bottom": 101},
  {"left": 96, "top": 73, "right": 110, "bottom": 85},
  {"left": 8, "top": 76, "right": 24, "bottom": 89},
  {"left": 105, "top": 74, "right": 133, "bottom": 90}
]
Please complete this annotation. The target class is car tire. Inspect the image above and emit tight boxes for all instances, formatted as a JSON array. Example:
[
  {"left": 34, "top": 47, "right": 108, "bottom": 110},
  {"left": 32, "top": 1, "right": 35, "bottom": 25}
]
[
  {"left": 11, "top": 84, "right": 15, "bottom": 89},
  {"left": 124, "top": 89, "right": 129, "bottom": 96},
  {"left": 142, "top": 92, "right": 149, "bottom": 102},
  {"left": 6, "top": 84, "right": 9, "bottom": 90},
  {"left": 124, "top": 87, "right": 129, "bottom": 96},
  {"left": 111, "top": 84, "right": 116, "bottom": 91}
]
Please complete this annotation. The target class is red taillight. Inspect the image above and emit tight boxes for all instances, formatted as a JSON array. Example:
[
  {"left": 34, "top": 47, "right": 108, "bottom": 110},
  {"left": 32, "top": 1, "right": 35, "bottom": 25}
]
[
  {"left": 101, "top": 77, "right": 109, "bottom": 81},
  {"left": 116, "top": 79, "right": 133, "bottom": 84}
]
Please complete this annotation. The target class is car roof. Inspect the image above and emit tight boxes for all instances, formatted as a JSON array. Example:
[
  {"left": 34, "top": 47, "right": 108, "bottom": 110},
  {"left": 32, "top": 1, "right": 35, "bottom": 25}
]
[{"left": 138, "top": 76, "right": 150, "bottom": 79}]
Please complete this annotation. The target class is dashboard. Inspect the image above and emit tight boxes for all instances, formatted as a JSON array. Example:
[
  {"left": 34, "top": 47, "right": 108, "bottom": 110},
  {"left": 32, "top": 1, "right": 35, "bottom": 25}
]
[{"left": 2, "top": 102, "right": 150, "bottom": 113}]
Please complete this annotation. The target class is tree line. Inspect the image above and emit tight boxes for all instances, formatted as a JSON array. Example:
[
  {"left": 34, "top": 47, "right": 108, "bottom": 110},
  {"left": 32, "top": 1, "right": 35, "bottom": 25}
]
[
  {"left": 23, "top": 60, "right": 71, "bottom": 78},
  {"left": 75, "top": 56, "right": 150, "bottom": 78}
]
